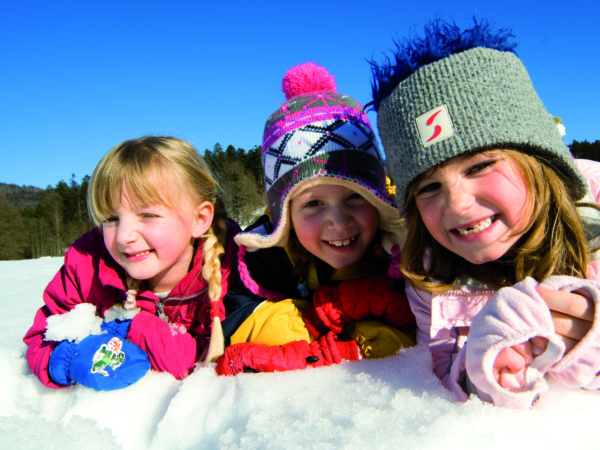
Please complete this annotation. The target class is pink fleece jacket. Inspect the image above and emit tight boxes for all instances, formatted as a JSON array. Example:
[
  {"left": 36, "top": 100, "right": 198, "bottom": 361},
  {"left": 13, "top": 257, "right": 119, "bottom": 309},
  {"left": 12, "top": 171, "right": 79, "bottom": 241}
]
[
  {"left": 466, "top": 276, "right": 600, "bottom": 408},
  {"left": 406, "top": 159, "right": 600, "bottom": 407},
  {"left": 23, "top": 219, "right": 241, "bottom": 388}
]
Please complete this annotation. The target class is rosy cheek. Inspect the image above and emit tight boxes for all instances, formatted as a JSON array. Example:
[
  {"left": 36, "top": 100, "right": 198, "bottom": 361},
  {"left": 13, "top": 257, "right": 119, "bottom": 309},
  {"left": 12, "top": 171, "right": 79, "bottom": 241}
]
[
  {"left": 416, "top": 202, "right": 436, "bottom": 228},
  {"left": 102, "top": 230, "right": 114, "bottom": 249},
  {"left": 103, "top": 234, "right": 122, "bottom": 263}
]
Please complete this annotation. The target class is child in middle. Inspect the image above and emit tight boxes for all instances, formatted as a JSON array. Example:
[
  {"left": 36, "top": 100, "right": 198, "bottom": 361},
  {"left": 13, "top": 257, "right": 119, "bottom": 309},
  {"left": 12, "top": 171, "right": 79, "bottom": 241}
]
[{"left": 217, "top": 62, "right": 415, "bottom": 375}]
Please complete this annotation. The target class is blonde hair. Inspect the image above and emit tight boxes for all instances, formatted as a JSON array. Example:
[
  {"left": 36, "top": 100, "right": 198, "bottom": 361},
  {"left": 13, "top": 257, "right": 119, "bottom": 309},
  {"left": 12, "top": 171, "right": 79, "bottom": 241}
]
[
  {"left": 401, "top": 149, "right": 594, "bottom": 293},
  {"left": 88, "top": 136, "right": 228, "bottom": 364}
]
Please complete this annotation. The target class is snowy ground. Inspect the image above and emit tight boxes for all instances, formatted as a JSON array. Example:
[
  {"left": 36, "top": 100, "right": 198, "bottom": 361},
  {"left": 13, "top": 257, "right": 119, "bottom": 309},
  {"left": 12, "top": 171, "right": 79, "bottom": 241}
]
[{"left": 2, "top": 257, "right": 600, "bottom": 450}]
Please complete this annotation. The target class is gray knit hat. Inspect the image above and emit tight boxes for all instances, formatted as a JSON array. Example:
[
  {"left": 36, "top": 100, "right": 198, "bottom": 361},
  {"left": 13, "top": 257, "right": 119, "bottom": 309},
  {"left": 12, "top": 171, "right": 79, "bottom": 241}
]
[
  {"left": 377, "top": 46, "right": 587, "bottom": 209},
  {"left": 235, "top": 62, "right": 403, "bottom": 253}
]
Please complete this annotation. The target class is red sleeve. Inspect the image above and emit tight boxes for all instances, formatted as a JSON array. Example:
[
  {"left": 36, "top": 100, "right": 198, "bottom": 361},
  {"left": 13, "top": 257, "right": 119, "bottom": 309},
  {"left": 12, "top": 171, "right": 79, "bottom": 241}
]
[
  {"left": 215, "top": 332, "right": 359, "bottom": 375},
  {"left": 23, "top": 247, "right": 90, "bottom": 388}
]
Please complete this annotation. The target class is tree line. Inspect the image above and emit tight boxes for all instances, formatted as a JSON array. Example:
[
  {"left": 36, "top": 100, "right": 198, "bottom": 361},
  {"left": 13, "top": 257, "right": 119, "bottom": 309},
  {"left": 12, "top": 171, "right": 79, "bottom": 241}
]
[
  {"left": 1, "top": 140, "right": 599, "bottom": 261},
  {"left": 0, "top": 143, "right": 265, "bottom": 261}
]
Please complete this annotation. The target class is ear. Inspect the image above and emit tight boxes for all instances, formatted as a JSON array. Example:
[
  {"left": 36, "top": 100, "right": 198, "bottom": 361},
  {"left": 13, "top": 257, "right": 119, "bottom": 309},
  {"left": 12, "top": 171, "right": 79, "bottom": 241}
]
[{"left": 191, "top": 201, "right": 215, "bottom": 238}]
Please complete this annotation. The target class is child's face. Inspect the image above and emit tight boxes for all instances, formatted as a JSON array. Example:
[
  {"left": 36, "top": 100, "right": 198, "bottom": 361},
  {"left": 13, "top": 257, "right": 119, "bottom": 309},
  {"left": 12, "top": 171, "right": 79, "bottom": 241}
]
[
  {"left": 413, "top": 151, "right": 528, "bottom": 265},
  {"left": 102, "top": 188, "right": 211, "bottom": 293},
  {"left": 290, "top": 184, "right": 379, "bottom": 269}
]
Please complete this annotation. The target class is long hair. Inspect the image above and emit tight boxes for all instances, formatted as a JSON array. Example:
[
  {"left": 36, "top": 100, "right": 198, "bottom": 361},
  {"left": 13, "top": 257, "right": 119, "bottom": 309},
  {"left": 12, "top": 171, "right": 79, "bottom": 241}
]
[
  {"left": 88, "top": 136, "right": 228, "bottom": 364},
  {"left": 401, "top": 149, "right": 592, "bottom": 293}
]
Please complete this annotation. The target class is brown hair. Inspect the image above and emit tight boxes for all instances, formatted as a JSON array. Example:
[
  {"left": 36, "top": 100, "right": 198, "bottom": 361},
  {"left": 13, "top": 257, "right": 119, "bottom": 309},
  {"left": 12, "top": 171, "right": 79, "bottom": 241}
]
[{"left": 401, "top": 149, "right": 593, "bottom": 293}]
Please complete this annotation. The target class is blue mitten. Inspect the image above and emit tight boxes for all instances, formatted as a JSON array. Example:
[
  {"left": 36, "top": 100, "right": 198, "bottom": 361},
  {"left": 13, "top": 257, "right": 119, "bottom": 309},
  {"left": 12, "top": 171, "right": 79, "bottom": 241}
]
[
  {"left": 48, "top": 320, "right": 150, "bottom": 390},
  {"left": 100, "top": 319, "right": 132, "bottom": 339}
]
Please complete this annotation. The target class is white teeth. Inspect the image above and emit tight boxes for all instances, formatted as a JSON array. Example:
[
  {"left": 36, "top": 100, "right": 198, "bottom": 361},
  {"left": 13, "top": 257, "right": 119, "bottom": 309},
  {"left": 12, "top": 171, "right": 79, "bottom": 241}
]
[
  {"left": 456, "top": 217, "right": 493, "bottom": 235},
  {"left": 129, "top": 250, "right": 151, "bottom": 257},
  {"left": 328, "top": 237, "right": 354, "bottom": 247}
]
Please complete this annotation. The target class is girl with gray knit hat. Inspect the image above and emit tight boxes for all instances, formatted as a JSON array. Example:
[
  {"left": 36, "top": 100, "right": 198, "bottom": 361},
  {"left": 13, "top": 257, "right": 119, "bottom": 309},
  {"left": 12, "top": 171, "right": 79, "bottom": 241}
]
[
  {"left": 370, "top": 18, "right": 600, "bottom": 408},
  {"left": 216, "top": 62, "right": 416, "bottom": 375}
]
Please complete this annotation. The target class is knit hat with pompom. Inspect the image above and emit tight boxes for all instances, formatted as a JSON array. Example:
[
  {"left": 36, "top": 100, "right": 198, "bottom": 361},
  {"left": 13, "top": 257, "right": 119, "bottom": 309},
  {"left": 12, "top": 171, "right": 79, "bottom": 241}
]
[{"left": 235, "top": 62, "right": 403, "bottom": 253}]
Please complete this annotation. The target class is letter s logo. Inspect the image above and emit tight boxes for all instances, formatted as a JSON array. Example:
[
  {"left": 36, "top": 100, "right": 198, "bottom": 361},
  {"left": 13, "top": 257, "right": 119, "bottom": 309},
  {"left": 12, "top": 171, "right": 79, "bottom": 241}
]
[{"left": 415, "top": 105, "right": 454, "bottom": 148}]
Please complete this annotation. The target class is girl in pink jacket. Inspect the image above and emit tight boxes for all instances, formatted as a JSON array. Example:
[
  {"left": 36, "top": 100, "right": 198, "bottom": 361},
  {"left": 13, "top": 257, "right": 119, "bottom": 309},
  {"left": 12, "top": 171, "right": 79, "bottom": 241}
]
[
  {"left": 368, "top": 18, "right": 600, "bottom": 408},
  {"left": 24, "top": 136, "right": 241, "bottom": 389}
]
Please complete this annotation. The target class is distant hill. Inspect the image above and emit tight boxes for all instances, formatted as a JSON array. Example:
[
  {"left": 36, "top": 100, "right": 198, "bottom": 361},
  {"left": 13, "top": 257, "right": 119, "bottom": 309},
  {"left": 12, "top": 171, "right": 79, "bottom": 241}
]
[{"left": 0, "top": 183, "right": 43, "bottom": 209}]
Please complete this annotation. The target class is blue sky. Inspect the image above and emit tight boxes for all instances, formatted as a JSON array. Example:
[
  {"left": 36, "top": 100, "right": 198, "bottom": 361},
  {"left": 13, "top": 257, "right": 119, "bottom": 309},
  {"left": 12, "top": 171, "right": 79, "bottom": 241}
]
[{"left": 1, "top": 0, "right": 598, "bottom": 189}]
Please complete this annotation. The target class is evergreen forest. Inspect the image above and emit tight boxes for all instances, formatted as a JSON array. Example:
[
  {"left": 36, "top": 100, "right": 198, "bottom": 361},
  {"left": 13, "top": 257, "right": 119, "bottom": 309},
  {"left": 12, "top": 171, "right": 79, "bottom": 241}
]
[
  {"left": 1, "top": 140, "right": 599, "bottom": 261},
  {"left": 0, "top": 143, "right": 265, "bottom": 260}
]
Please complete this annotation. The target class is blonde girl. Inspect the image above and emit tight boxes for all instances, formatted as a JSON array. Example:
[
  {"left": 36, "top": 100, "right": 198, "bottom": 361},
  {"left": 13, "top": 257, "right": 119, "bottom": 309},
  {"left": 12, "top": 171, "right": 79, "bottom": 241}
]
[{"left": 25, "top": 136, "right": 241, "bottom": 389}]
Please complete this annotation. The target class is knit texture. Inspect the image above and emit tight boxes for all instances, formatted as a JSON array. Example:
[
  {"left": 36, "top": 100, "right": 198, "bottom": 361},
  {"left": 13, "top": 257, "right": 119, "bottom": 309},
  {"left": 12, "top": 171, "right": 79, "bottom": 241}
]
[
  {"left": 377, "top": 47, "right": 587, "bottom": 209},
  {"left": 236, "top": 63, "right": 403, "bottom": 252}
]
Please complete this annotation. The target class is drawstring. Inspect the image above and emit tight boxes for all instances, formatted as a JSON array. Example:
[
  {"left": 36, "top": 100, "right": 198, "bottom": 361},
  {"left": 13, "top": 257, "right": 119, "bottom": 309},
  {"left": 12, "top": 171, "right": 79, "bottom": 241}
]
[{"left": 124, "top": 289, "right": 138, "bottom": 310}]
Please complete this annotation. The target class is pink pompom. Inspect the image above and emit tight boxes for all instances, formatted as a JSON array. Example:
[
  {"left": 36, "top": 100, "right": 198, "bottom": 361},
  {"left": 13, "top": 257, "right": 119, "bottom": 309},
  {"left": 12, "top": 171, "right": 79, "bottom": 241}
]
[{"left": 281, "top": 62, "right": 337, "bottom": 99}]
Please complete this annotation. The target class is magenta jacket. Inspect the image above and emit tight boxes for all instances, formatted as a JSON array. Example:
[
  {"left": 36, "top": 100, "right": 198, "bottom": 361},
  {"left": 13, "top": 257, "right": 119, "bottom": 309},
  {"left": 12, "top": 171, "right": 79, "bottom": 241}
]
[
  {"left": 407, "top": 159, "right": 600, "bottom": 407},
  {"left": 24, "top": 219, "right": 241, "bottom": 388}
]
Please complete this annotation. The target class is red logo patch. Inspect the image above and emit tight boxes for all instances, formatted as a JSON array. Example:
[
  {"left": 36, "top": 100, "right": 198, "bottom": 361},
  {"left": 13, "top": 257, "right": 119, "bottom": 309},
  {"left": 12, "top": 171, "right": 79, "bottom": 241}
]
[{"left": 416, "top": 105, "right": 454, "bottom": 147}]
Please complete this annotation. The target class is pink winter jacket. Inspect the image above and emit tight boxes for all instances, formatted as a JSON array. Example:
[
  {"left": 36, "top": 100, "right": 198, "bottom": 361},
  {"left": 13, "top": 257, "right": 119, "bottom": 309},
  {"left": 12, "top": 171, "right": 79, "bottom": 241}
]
[
  {"left": 23, "top": 219, "right": 241, "bottom": 388},
  {"left": 406, "top": 159, "right": 600, "bottom": 407}
]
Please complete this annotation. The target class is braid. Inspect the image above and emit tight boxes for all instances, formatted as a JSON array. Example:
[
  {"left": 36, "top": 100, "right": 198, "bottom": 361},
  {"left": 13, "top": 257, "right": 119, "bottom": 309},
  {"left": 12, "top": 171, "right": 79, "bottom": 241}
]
[
  {"left": 88, "top": 136, "right": 231, "bottom": 365},
  {"left": 201, "top": 197, "right": 228, "bottom": 364}
]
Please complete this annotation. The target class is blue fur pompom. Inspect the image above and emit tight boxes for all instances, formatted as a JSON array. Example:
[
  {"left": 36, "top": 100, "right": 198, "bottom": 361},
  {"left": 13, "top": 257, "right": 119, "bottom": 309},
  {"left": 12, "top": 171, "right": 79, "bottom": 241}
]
[{"left": 368, "top": 18, "right": 517, "bottom": 111}]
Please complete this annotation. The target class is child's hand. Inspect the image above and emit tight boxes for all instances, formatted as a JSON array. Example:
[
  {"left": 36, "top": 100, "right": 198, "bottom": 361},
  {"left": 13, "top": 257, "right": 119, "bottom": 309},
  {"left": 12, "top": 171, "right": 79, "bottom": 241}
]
[
  {"left": 48, "top": 321, "right": 150, "bottom": 390},
  {"left": 536, "top": 285, "right": 594, "bottom": 352},
  {"left": 215, "top": 332, "right": 359, "bottom": 376},
  {"left": 493, "top": 337, "right": 548, "bottom": 389},
  {"left": 304, "top": 276, "right": 413, "bottom": 337},
  {"left": 343, "top": 320, "right": 414, "bottom": 359}
]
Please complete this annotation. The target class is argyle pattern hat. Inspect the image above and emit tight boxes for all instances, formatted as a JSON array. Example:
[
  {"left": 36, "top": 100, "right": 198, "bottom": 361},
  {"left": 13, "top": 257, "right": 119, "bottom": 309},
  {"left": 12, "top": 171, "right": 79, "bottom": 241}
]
[
  {"left": 235, "top": 62, "right": 403, "bottom": 252},
  {"left": 263, "top": 114, "right": 388, "bottom": 223}
]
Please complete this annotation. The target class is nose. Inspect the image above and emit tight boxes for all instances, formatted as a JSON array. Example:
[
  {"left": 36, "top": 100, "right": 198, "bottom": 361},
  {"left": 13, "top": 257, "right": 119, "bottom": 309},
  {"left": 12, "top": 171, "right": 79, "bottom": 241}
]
[
  {"left": 446, "top": 184, "right": 475, "bottom": 214},
  {"left": 115, "top": 216, "right": 138, "bottom": 246},
  {"left": 326, "top": 204, "right": 352, "bottom": 230}
]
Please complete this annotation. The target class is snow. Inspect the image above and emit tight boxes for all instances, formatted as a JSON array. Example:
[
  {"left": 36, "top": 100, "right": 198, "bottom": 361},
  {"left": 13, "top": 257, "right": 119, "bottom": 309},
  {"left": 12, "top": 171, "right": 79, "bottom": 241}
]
[
  {"left": 2, "top": 257, "right": 600, "bottom": 450},
  {"left": 45, "top": 303, "right": 104, "bottom": 343}
]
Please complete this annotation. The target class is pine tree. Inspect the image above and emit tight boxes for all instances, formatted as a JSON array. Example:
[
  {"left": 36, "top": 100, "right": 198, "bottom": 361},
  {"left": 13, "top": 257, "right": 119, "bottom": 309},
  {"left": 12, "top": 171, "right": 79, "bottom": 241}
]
[{"left": 0, "top": 193, "right": 28, "bottom": 260}]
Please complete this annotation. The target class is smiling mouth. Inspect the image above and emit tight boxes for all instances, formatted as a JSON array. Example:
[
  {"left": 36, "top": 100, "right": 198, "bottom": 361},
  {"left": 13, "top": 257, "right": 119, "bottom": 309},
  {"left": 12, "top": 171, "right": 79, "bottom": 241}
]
[
  {"left": 326, "top": 236, "right": 357, "bottom": 247},
  {"left": 454, "top": 217, "right": 494, "bottom": 236},
  {"left": 125, "top": 249, "right": 153, "bottom": 258}
]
